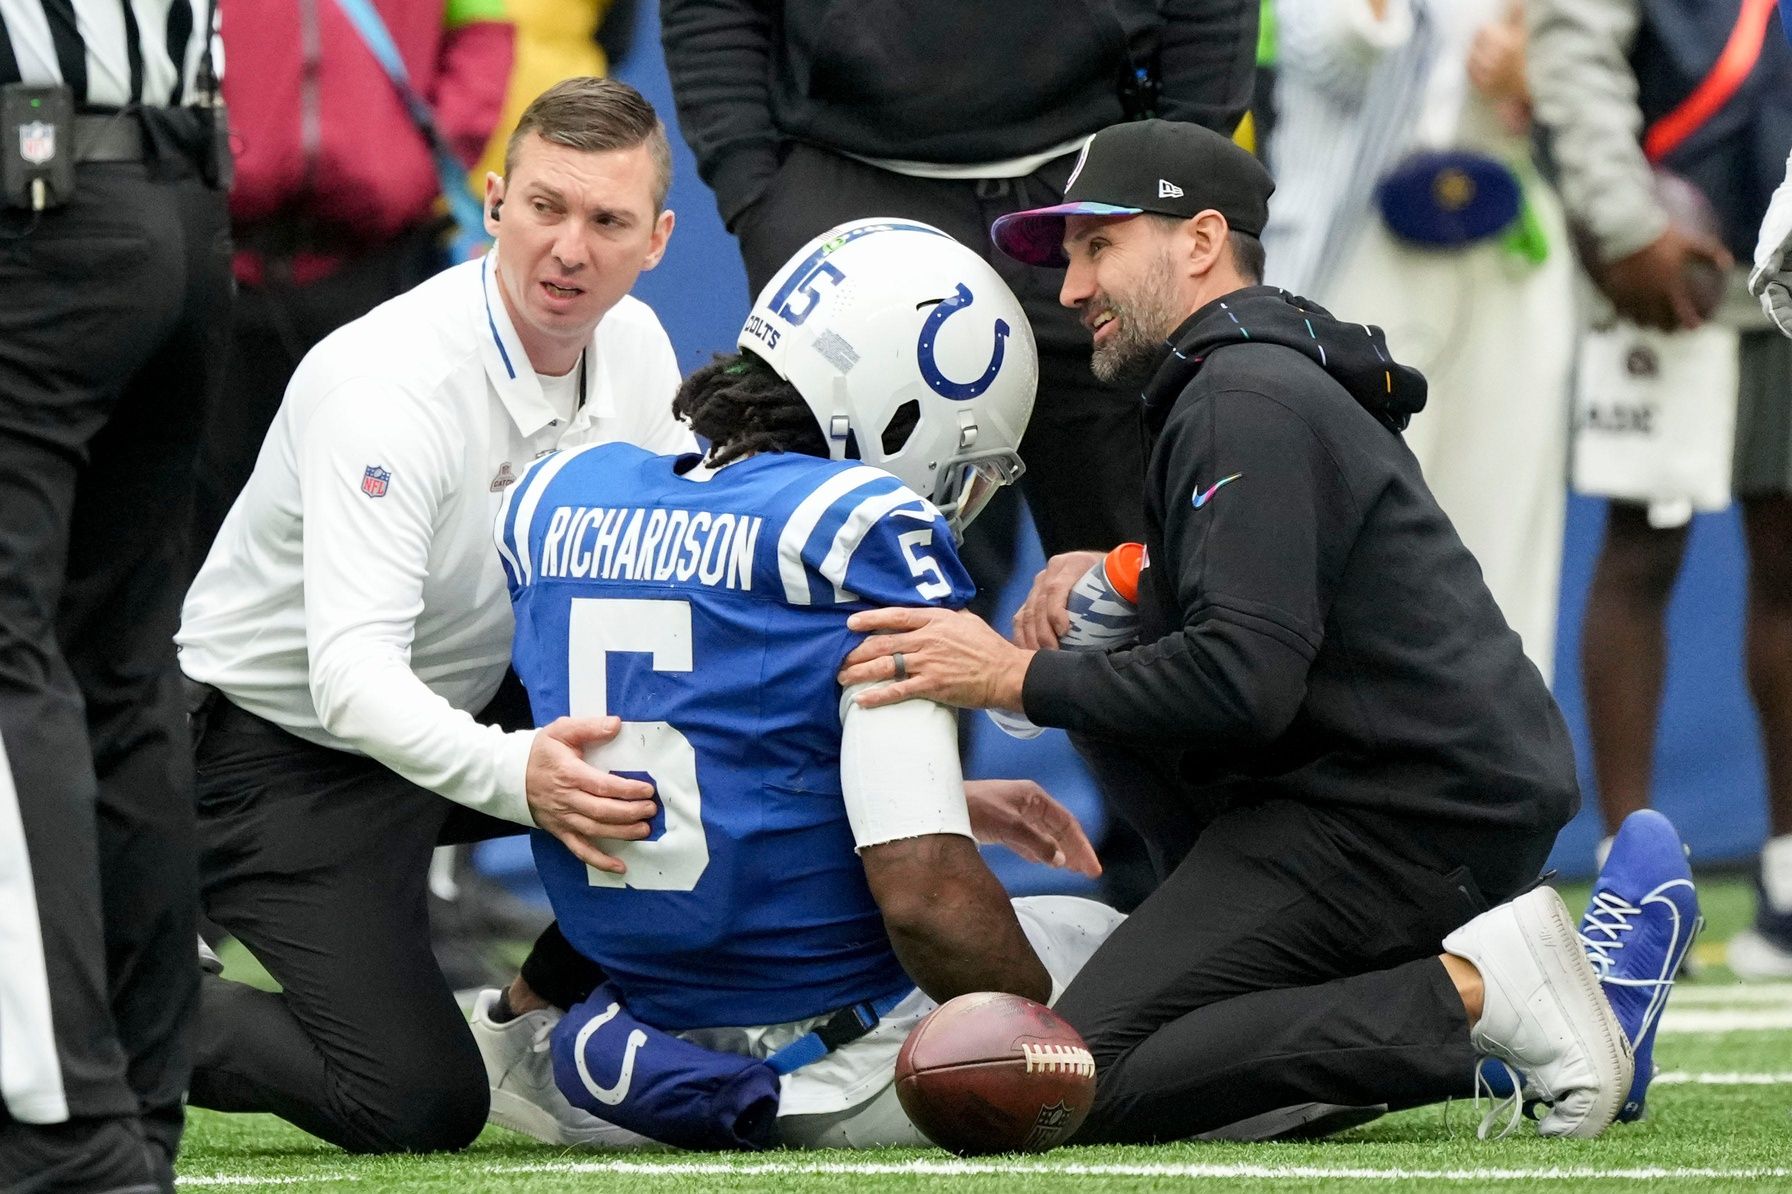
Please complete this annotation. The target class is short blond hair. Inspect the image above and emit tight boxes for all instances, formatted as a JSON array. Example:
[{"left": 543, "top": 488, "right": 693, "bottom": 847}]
[{"left": 504, "top": 77, "right": 673, "bottom": 210}]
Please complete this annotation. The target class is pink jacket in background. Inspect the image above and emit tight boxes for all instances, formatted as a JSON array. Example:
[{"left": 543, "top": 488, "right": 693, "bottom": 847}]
[{"left": 222, "top": 0, "right": 514, "bottom": 284}]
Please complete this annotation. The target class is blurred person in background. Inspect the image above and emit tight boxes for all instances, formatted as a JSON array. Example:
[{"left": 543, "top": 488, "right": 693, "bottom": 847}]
[
  {"left": 1262, "top": 0, "right": 1573, "bottom": 686},
  {"left": 470, "top": 1, "right": 634, "bottom": 181},
  {"left": 197, "top": 0, "right": 523, "bottom": 991},
  {"left": 193, "top": 0, "right": 512, "bottom": 563},
  {"left": 660, "top": 0, "right": 1258, "bottom": 910},
  {"left": 1529, "top": 0, "right": 1792, "bottom": 976}
]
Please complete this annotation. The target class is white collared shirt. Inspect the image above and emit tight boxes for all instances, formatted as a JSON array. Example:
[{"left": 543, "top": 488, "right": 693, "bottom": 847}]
[{"left": 178, "top": 255, "right": 695, "bottom": 824}]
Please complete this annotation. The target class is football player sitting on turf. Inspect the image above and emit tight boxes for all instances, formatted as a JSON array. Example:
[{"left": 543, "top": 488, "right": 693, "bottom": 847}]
[{"left": 478, "top": 219, "right": 1125, "bottom": 1149}]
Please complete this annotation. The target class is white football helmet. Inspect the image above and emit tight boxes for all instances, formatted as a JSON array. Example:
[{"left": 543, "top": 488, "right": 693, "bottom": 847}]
[{"left": 739, "top": 218, "right": 1038, "bottom": 538}]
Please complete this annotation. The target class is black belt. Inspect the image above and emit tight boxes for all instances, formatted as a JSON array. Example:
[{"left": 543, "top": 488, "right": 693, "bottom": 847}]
[
  {"left": 210, "top": 698, "right": 290, "bottom": 739},
  {"left": 185, "top": 679, "right": 293, "bottom": 741},
  {"left": 73, "top": 112, "right": 148, "bottom": 163}
]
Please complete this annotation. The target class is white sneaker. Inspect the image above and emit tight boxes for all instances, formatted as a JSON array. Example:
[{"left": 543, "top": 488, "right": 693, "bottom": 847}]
[
  {"left": 469, "top": 988, "right": 652, "bottom": 1148},
  {"left": 1730, "top": 838, "right": 1792, "bottom": 980},
  {"left": 1727, "top": 927, "right": 1792, "bottom": 979},
  {"left": 1443, "top": 888, "right": 1633, "bottom": 1138}
]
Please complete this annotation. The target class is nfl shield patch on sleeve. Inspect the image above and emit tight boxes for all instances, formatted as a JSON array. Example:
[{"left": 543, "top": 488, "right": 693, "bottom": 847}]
[{"left": 361, "top": 465, "right": 392, "bottom": 498}]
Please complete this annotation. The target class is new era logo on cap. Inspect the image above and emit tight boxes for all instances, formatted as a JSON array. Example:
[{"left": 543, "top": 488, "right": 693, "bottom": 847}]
[
  {"left": 1065, "top": 139, "right": 1092, "bottom": 190},
  {"left": 990, "top": 119, "right": 1275, "bottom": 267}
]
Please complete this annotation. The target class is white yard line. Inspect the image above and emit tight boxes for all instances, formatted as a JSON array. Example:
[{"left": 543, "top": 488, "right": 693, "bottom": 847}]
[
  {"left": 1653, "top": 1071, "right": 1792, "bottom": 1084},
  {"left": 1656, "top": 1007, "right": 1792, "bottom": 1034},
  {"left": 478, "top": 1160, "right": 1792, "bottom": 1182},
  {"left": 176, "top": 1157, "right": 1792, "bottom": 1188},
  {"left": 1665, "top": 982, "right": 1792, "bottom": 1005},
  {"left": 181, "top": 1178, "right": 356, "bottom": 1187},
  {"left": 178, "top": 1143, "right": 1792, "bottom": 1187}
]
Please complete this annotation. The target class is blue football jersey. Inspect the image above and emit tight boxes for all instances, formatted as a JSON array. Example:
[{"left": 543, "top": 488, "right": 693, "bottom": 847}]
[{"left": 496, "top": 443, "right": 976, "bottom": 1030}]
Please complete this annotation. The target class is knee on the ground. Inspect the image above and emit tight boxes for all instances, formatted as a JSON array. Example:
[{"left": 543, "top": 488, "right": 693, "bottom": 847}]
[{"left": 340, "top": 1068, "right": 490, "bottom": 1154}]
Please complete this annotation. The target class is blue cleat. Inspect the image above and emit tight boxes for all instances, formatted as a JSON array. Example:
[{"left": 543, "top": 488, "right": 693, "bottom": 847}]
[{"left": 1578, "top": 810, "right": 1702, "bottom": 1122}]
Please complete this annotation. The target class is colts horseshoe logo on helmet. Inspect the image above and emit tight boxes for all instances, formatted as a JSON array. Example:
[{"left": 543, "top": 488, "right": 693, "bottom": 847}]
[{"left": 917, "top": 283, "right": 1011, "bottom": 401}]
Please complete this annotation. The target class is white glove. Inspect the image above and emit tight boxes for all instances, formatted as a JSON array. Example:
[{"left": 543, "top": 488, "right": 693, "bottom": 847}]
[{"left": 1750, "top": 146, "right": 1792, "bottom": 337}]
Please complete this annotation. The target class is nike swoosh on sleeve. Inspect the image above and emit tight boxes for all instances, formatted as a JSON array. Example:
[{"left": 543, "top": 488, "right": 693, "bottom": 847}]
[{"left": 1191, "top": 473, "right": 1242, "bottom": 509}]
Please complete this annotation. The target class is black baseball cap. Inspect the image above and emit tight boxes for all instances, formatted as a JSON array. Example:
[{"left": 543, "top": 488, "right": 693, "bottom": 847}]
[{"left": 991, "top": 119, "right": 1275, "bottom": 268}]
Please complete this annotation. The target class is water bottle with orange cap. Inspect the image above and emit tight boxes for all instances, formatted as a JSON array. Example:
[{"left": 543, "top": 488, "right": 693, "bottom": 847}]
[{"left": 989, "top": 543, "right": 1145, "bottom": 739}]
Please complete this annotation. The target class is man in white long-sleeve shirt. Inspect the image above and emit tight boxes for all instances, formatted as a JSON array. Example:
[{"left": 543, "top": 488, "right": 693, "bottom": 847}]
[{"left": 176, "top": 78, "right": 696, "bottom": 1154}]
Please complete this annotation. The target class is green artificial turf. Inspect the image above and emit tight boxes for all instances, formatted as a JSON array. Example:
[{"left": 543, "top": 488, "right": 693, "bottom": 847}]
[{"left": 178, "top": 873, "right": 1792, "bottom": 1192}]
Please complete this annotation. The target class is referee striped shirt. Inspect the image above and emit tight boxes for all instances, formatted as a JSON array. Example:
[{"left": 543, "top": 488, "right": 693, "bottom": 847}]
[{"left": 0, "top": 0, "right": 218, "bottom": 109}]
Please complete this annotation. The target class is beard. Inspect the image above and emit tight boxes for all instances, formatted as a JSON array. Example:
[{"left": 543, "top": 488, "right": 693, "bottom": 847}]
[{"left": 1090, "top": 251, "right": 1182, "bottom": 386}]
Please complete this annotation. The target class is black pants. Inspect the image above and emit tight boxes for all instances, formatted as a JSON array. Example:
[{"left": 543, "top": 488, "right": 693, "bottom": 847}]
[
  {"left": 0, "top": 132, "right": 231, "bottom": 1189},
  {"left": 187, "top": 683, "right": 597, "bottom": 1154},
  {"left": 734, "top": 144, "right": 1148, "bottom": 558},
  {"left": 1055, "top": 799, "right": 1556, "bottom": 1143},
  {"left": 187, "top": 225, "right": 443, "bottom": 575}
]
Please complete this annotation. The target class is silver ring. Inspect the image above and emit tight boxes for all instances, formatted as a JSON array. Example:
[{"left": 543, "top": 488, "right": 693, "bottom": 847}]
[{"left": 892, "top": 652, "right": 908, "bottom": 681}]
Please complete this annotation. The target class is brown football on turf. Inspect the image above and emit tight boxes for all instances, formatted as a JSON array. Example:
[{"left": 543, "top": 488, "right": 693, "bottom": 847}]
[{"left": 894, "top": 992, "right": 1096, "bottom": 1155}]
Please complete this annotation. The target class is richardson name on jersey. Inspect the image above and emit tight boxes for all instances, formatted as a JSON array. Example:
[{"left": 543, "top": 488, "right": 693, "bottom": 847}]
[{"left": 536, "top": 505, "right": 762, "bottom": 591}]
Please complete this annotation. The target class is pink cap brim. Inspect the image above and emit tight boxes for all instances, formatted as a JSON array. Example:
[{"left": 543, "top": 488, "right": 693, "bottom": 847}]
[{"left": 990, "top": 202, "right": 1143, "bottom": 267}]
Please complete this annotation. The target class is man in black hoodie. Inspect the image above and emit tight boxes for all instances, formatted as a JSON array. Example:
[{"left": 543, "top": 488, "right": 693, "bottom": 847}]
[{"left": 839, "top": 121, "right": 1630, "bottom": 1141}]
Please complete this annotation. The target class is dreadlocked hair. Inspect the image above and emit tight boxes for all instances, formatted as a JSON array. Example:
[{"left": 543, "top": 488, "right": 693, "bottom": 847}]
[{"left": 673, "top": 352, "right": 830, "bottom": 467}]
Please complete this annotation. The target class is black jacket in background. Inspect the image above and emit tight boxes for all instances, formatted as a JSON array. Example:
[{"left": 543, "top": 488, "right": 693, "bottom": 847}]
[
  {"left": 660, "top": 0, "right": 1258, "bottom": 227},
  {"left": 1025, "top": 287, "right": 1580, "bottom": 840}
]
